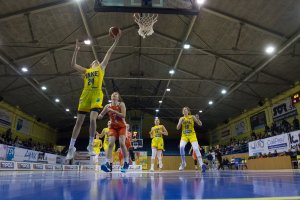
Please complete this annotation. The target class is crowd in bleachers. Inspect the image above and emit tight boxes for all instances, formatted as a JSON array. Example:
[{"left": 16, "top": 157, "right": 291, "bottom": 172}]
[
  {"left": 217, "top": 117, "right": 300, "bottom": 156},
  {"left": 0, "top": 128, "right": 58, "bottom": 154}
]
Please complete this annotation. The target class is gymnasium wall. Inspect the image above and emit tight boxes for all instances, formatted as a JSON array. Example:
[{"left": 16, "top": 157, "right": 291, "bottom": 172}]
[
  {"left": 0, "top": 101, "right": 57, "bottom": 144},
  {"left": 209, "top": 84, "right": 300, "bottom": 145}
]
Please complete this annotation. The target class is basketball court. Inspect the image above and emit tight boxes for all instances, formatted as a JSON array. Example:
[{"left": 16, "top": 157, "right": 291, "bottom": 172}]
[{"left": 1, "top": 0, "right": 300, "bottom": 199}]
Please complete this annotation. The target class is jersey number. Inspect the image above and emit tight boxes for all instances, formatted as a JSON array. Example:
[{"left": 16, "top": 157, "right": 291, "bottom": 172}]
[{"left": 88, "top": 78, "right": 94, "bottom": 85}]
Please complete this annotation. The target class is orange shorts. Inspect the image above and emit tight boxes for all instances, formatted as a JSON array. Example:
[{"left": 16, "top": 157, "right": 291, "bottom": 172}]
[
  {"left": 125, "top": 139, "right": 132, "bottom": 149},
  {"left": 192, "top": 151, "right": 197, "bottom": 160},
  {"left": 109, "top": 126, "right": 126, "bottom": 138}
]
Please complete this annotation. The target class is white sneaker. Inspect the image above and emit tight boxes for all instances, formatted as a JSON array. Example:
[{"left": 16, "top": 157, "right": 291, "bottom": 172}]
[
  {"left": 87, "top": 144, "right": 96, "bottom": 156},
  {"left": 159, "top": 162, "right": 163, "bottom": 169},
  {"left": 66, "top": 147, "right": 76, "bottom": 160},
  {"left": 179, "top": 162, "right": 186, "bottom": 171}
]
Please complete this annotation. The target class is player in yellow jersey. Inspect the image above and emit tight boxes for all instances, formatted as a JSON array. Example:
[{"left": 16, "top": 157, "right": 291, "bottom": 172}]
[
  {"left": 93, "top": 133, "right": 102, "bottom": 164},
  {"left": 66, "top": 30, "right": 121, "bottom": 160},
  {"left": 99, "top": 121, "right": 115, "bottom": 171},
  {"left": 177, "top": 107, "right": 206, "bottom": 172},
  {"left": 149, "top": 118, "right": 168, "bottom": 172}
]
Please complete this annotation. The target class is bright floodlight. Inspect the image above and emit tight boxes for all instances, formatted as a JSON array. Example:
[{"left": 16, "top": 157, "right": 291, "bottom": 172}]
[
  {"left": 55, "top": 98, "right": 60, "bottom": 103},
  {"left": 169, "top": 69, "right": 175, "bottom": 75},
  {"left": 74, "top": 116, "right": 77, "bottom": 119},
  {"left": 166, "top": 88, "right": 171, "bottom": 92},
  {"left": 221, "top": 89, "right": 227, "bottom": 94},
  {"left": 84, "top": 39, "right": 91, "bottom": 45},
  {"left": 183, "top": 44, "right": 190, "bottom": 49},
  {"left": 155, "top": 109, "right": 159, "bottom": 112},
  {"left": 66, "top": 108, "right": 70, "bottom": 112},
  {"left": 208, "top": 100, "right": 213, "bottom": 105},
  {"left": 21, "top": 67, "right": 28, "bottom": 72},
  {"left": 265, "top": 45, "right": 275, "bottom": 54},
  {"left": 196, "top": 0, "right": 206, "bottom": 5},
  {"left": 41, "top": 86, "right": 47, "bottom": 91},
  {"left": 159, "top": 100, "right": 163, "bottom": 104},
  {"left": 199, "top": 110, "right": 203, "bottom": 113}
]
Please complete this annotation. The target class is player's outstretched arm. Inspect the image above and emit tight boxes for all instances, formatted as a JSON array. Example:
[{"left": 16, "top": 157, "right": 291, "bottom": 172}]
[
  {"left": 71, "top": 39, "right": 86, "bottom": 73},
  {"left": 101, "top": 30, "right": 121, "bottom": 70},
  {"left": 193, "top": 114, "right": 202, "bottom": 126},
  {"left": 98, "top": 104, "right": 109, "bottom": 119}
]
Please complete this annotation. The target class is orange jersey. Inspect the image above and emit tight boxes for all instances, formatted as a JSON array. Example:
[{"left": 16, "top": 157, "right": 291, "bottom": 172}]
[{"left": 108, "top": 103, "right": 126, "bottom": 129}]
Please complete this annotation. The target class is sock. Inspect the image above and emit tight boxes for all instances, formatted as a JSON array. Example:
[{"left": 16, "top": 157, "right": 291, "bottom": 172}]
[
  {"left": 69, "top": 138, "right": 76, "bottom": 149},
  {"left": 125, "top": 157, "right": 129, "bottom": 163},
  {"left": 197, "top": 156, "right": 204, "bottom": 166},
  {"left": 89, "top": 137, "right": 94, "bottom": 145}
]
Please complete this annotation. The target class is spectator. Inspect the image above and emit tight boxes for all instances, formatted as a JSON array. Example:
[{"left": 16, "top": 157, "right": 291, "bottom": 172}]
[
  {"left": 293, "top": 117, "right": 299, "bottom": 130},
  {"left": 251, "top": 131, "right": 257, "bottom": 140},
  {"left": 215, "top": 149, "right": 224, "bottom": 170}
]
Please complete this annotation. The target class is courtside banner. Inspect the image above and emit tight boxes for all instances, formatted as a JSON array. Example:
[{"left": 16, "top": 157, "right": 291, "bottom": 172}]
[
  {"left": 32, "top": 163, "right": 44, "bottom": 170},
  {"left": 266, "top": 134, "right": 289, "bottom": 153},
  {"left": 0, "top": 144, "right": 7, "bottom": 160},
  {"left": 249, "top": 133, "right": 292, "bottom": 156},
  {"left": 16, "top": 162, "right": 32, "bottom": 170},
  {"left": 63, "top": 165, "right": 79, "bottom": 171},
  {"left": 0, "top": 161, "right": 15, "bottom": 170},
  {"left": 45, "top": 153, "right": 58, "bottom": 164},
  {"left": 13, "top": 147, "right": 39, "bottom": 162},
  {"left": 248, "top": 140, "right": 267, "bottom": 156},
  {"left": 288, "top": 130, "right": 300, "bottom": 152}
]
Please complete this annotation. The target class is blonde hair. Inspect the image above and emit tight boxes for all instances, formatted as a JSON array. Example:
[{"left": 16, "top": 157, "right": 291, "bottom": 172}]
[{"left": 182, "top": 107, "right": 191, "bottom": 115}]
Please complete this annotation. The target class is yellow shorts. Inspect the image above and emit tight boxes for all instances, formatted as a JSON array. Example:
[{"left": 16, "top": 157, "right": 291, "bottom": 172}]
[
  {"left": 94, "top": 148, "right": 100, "bottom": 155},
  {"left": 103, "top": 143, "right": 115, "bottom": 152},
  {"left": 181, "top": 132, "right": 197, "bottom": 143},
  {"left": 78, "top": 89, "right": 104, "bottom": 112},
  {"left": 151, "top": 137, "right": 164, "bottom": 150}
]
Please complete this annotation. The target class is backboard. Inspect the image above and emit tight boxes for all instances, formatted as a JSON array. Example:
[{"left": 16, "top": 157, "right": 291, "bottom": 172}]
[{"left": 94, "top": 0, "right": 201, "bottom": 15}]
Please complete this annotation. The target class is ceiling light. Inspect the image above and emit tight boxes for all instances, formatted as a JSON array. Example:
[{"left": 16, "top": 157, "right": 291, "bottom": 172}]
[
  {"left": 159, "top": 100, "right": 163, "bottom": 104},
  {"left": 196, "top": 0, "right": 206, "bottom": 5},
  {"left": 74, "top": 116, "right": 77, "bottom": 119},
  {"left": 221, "top": 89, "right": 227, "bottom": 94},
  {"left": 155, "top": 109, "right": 159, "bottom": 112},
  {"left": 183, "top": 44, "right": 190, "bottom": 49},
  {"left": 84, "top": 39, "right": 91, "bottom": 45},
  {"left": 41, "top": 86, "right": 47, "bottom": 91},
  {"left": 169, "top": 69, "right": 175, "bottom": 75},
  {"left": 55, "top": 98, "right": 60, "bottom": 103},
  {"left": 166, "top": 88, "right": 171, "bottom": 92},
  {"left": 265, "top": 45, "right": 275, "bottom": 55},
  {"left": 21, "top": 67, "right": 28, "bottom": 72},
  {"left": 208, "top": 100, "right": 213, "bottom": 105},
  {"left": 199, "top": 110, "right": 203, "bottom": 113},
  {"left": 66, "top": 108, "right": 70, "bottom": 112}
]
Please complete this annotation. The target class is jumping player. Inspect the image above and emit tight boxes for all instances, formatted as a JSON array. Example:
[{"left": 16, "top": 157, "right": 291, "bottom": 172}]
[
  {"left": 66, "top": 30, "right": 121, "bottom": 160},
  {"left": 177, "top": 107, "right": 206, "bottom": 172}
]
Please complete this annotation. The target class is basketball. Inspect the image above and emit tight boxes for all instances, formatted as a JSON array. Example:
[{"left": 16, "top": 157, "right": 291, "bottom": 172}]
[{"left": 109, "top": 27, "right": 120, "bottom": 38}]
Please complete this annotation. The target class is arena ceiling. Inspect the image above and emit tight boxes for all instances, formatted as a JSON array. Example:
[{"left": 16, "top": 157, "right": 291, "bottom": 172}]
[{"left": 0, "top": 0, "right": 300, "bottom": 132}]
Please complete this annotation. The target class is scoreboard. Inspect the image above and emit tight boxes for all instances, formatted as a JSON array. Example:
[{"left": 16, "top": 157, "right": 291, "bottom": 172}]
[{"left": 291, "top": 92, "right": 300, "bottom": 104}]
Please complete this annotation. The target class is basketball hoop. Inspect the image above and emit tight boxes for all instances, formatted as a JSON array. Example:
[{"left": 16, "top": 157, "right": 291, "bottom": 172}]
[{"left": 133, "top": 13, "right": 158, "bottom": 38}]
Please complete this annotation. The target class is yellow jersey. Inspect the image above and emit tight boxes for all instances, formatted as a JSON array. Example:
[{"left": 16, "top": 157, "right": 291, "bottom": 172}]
[
  {"left": 93, "top": 139, "right": 102, "bottom": 154},
  {"left": 151, "top": 125, "right": 164, "bottom": 138},
  {"left": 181, "top": 115, "right": 195, "bottom": 134},
  {"left": 83, "top": 66, "right": 104, "bottom": 90},
  {"left": 103, "top": 128, "right": 110, "bottom": 145}
]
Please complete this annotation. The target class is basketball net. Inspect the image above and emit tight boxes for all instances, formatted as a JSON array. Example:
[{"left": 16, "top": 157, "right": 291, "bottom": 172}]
[{"left": 133, "top": 13, "right": 158, "bottom": 38}]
